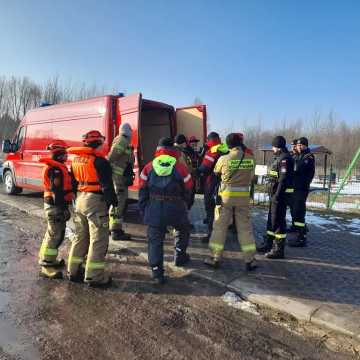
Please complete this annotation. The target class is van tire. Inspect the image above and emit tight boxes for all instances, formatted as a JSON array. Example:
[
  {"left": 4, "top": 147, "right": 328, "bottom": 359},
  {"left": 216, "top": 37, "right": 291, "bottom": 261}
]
[{"left": 3, "top": 170, "right": 23, "bottom": 195}]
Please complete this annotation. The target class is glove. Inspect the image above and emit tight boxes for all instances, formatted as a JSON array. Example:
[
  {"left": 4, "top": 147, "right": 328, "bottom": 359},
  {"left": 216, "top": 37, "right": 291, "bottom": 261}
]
[{"left": 63, "top": 207, "right": 71, "bottom": 222}]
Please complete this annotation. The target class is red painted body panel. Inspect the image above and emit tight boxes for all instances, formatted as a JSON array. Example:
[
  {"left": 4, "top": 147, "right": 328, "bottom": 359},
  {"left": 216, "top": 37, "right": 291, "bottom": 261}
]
[{"left": 3, "top": 94, "right": 207, "bottom": 199}]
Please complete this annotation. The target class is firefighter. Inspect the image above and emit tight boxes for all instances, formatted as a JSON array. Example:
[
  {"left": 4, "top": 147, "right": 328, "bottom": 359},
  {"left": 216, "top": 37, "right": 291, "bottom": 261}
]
[
  {"left": 139, "top": 137, "right": 193, "bottom": 284},
  {"left": 108, "top": 123, "right": 134, "bottom": 241},
  {"left": 288, "top": 137, "right": 315, "bottom": 247},
  {"left": 204, "top": 133, "right": 257, "bottom": 270},
  {"left": 67, "top": 130, "right": 118, "bottom": 287},
  {"left": 286, "top": 138, "right": 298, "bottom": 232},
  {"left": 38, "top": 141, "right": 75, "bottom": 279},
  {"left": 257, "top": 136, "right": 294, "bottom": 259},
  {"left": 196, "top": 132, "right": 229, "bottom": 239}
]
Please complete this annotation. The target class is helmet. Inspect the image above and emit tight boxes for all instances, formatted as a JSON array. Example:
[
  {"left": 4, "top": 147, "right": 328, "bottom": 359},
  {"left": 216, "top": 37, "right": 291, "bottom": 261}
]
[
  {"left": 82, "top": 130, "right": 105, "bottom": 145},
  {"left": 120, "top": 123, "right": 132, "bottom": 138},
  {"left": 46, "top": 140, "right": 68, "bottom": 161},
  {"left": 46, "top": 140, "right": 67, "bottom": 153},
  {"left": 189, "top": 135, "right": 200, "bottom": 143}
]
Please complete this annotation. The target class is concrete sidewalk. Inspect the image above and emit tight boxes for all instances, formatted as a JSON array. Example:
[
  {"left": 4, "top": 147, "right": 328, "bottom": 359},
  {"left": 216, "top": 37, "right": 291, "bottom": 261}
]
[{"left": 1, "top": 191, "right": 360, "bottom": 339}]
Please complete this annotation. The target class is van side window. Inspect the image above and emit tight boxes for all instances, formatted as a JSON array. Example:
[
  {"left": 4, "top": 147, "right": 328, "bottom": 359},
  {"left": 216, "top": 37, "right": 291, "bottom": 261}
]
[{"left": 15, "top": 127, "right": 25, "bottom": 151}]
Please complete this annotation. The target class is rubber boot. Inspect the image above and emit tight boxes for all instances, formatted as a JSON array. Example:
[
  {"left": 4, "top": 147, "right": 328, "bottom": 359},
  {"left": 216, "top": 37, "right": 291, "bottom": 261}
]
[
  {"left": 40, "top": 267, "right": 63, "bottom": 279},
  {"left": 68, "top": 266, "right": 85, "bottom": 283},
  {"left": 86, "top": 274, "right": 112, "bottom": 288},
  {"left": 265, "top": 240, "right": 285, "bottom": 259},
  {"left": 204, "top": 256, "right": 220, "bottom": 269},
  {"left": 38, "top": 258, "right": 65, "bottom": 268},
  {"left": 151, "top": 266, "right": 166, "bottom": 285},
  {"left": 111, "top": 229, "right": 131, "bottom": 241},
  {"left": 174, "top": 250, "right": 191, "bottom": 267},
  {"left": 256, "top": 235, "right": 273, "bottom": 253},
  {"left": 288, "top": 232, "right": 307, "bottom": 247},
  {"left": 245, "top": 258, "right": 258, "bottom": 272}
]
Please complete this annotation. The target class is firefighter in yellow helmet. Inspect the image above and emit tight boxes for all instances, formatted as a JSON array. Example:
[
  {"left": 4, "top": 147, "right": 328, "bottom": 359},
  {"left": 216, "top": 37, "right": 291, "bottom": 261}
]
[
  {"left": 204, "top": 133, "right": 257, "bottom": 270},
  {"left": 38, "top": 140, "right": 75, "bottom": 279},
  {"left": 67, "top": 130, "right": 117, "bottom": 287},
  {"left": 108, "top": 123, "right": 134, "bottom": 240}
]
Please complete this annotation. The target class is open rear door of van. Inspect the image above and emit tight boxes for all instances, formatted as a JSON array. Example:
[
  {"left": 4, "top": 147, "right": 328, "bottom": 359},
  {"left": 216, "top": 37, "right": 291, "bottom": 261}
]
[
  {"left": 117, "top": 93, "right": 142, "bottom": 200},
  {"left": 175, "top": 105, "right": 207, "bottom": 145}
]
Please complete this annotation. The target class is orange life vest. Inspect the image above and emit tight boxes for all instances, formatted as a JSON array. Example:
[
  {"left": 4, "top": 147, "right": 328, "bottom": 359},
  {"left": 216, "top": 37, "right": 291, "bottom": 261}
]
[
  {"left": 39, "top": 158, "right": 74, "bottom": 202},
  {"left": 67, "top": 147, "right": 103, "bottom": 192}
]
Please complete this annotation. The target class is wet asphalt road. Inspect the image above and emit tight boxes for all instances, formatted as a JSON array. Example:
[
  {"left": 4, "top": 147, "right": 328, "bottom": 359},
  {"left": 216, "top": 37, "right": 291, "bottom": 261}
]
[{"left": 0, "top": 198, "right": 356, "bottom": 360}]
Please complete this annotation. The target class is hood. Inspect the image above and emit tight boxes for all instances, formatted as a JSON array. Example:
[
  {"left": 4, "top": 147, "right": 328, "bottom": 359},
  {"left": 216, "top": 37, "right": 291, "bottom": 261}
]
[
  {"left": 154, "top": 146, "right": 180, "bottom": 159},
  {"left": 152, "top": 154, "right": 177, "bottom": 176}
]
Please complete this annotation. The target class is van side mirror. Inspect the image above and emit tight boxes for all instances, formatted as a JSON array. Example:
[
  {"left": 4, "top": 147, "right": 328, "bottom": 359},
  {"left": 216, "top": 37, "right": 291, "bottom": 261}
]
[{"left": 2, "top": 139, "right": 12, "bottom": 153}]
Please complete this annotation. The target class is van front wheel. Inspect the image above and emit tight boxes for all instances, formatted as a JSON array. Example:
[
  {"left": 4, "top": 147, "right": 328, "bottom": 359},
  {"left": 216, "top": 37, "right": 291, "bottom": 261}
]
[{"left": 3, "top": 170, "right": 22, "bottom": 195}]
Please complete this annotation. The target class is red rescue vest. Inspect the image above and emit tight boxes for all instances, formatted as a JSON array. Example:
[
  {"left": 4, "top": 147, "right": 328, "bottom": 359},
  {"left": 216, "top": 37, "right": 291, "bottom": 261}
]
[
  {"left": 40, "top": 158, "right": 74, "bottom": 202},
  {"left": 67, "top": 147, "right": 103, "bottom": 192}
]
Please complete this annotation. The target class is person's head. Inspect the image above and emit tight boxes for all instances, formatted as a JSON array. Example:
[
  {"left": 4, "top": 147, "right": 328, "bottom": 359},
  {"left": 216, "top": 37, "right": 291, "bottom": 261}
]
[
  {"left": 226, "top": 133, "right": 243, "bottom": 149},
  {"left": 158, "top": 137, "right": 174, "bottom": 148},
  {"left": 296, "top": 137, "right": 309, "bottom": 152},
  {"left": 82, "top": 130, "right": 105, "bottom": 149},
  {"left": 174, "top": 134, "right": 187, "bottom": 149},
  {"left": 291, "top": 139, "right": 298, "bottom": 153},
  {"left": 119, "top": 123, "right": 132, "bottom": 139},
  {"left": 188, "top": 135, "right": 200, "bottom": 150},
  {"left": 47, "top": 140, "right": 68, "bottom": 162},
  {"left": 206, "top": 131, "right": 221, "bottom": 147},
  {"left": 271, "top": 135, "right": 286, "bottom": 153}
]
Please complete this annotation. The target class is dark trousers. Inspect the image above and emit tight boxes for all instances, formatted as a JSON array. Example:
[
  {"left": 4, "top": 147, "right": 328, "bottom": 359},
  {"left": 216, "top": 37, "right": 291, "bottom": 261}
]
[
  {"left": 293, "top": 190, "right": 309, "bottom": 233},
  {"left": 267, "top": 196, "right": 287, "bottom": 240},
  {"left": 204, "top": 186, "right": 215, "bottom": 231},
  {"left": 147, "top": 223, "right": 190, "bottom": 273}
]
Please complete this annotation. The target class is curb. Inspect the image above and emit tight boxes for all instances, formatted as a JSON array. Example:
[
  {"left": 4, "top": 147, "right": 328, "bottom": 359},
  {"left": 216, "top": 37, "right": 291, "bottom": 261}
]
[{"left": 0, "top": 193, "right": 359, "bottom": 340}]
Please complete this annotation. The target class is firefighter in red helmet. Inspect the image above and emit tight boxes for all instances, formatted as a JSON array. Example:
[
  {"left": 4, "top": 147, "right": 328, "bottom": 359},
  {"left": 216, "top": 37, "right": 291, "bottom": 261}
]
[
  {"left": 67, "top": 130, "right": 117, "bottom": 287},
  {"left": 38, "top": 140, "right": 75, "bottom": 279}
]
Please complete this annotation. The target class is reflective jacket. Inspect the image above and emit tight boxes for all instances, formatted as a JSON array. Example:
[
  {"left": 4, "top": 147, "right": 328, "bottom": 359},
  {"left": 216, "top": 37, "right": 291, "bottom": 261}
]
[
  {"left": 108, "top": 134, "right": 134, "bottom": 186},
  {"left": 268, "top": 149, "right": 294, "bottom": 198},
  {"left": 40, "top": 158, "right": 75, "bottom": 205},
  {"left": 214, "top": 146, "right": 255, "bottom": 204},
  {"left": 139, "top": 147, "right": 193, "bottom": 227},
  {"left": 198, "top": 139, "right": 229, "bottom": 189}
]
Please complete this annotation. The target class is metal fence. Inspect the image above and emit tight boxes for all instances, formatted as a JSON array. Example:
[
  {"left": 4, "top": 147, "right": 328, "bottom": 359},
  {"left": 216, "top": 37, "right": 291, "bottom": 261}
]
[{"left": 253, "top": 166, "right": 360, "bottom": 214}]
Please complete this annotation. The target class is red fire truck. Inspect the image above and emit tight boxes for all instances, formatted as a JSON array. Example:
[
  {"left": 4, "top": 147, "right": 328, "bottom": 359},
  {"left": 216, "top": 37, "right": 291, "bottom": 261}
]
[{"left": 2, "top": 93, "right": 207, "bottom": 199}]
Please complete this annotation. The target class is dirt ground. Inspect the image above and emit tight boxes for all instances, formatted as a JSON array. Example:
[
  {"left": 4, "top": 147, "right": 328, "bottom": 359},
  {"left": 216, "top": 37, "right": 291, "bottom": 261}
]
[{"left": 0, "top": 203, "right": 358, "bottom": 360}]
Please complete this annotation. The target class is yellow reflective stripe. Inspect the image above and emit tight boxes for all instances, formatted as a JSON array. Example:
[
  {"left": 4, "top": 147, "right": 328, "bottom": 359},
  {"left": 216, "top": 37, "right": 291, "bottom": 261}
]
[
  {"left": 219, "top": 191, "right": 250, "bottom": 197},
  {"left": 69, "top": 256, "right": 83, "bottom": 264},
  {"left": 267, "top": 230, "right": 275, "bottom": 236},
  {"left": 110, "top": 218, "right": 121, "bottom": 226},
  {"left": 228, "top": 159, "right": 254, "bottom": 170},
  {"left": 41, "top": 247, "right": 58, "bottom": 257},
  {"left": 242, "top": 244, "right": 256, "bottom": 253},
  {"left": 269, "top": 170, "right": 278, "bottom": 177},
  {"left": 113, "top": 166, "right": 124, "bottom": 176},
  {"left": 274, "top": 233, "right": 286, "bottom": 239},
  {"left": 294, "top": 222, "right": 305, "bottom": 227},
  {"left": 86, "top": 261, "right": 105, "bottom": 270},
  {"left": 115, "top": 144, "right": 125, "bottom": 153},
  {"left": 209, "top": 241, "right": 224, "bottom": 254},
  {"left": 285, "top": 188, "right": 294, "bottom": 193}
]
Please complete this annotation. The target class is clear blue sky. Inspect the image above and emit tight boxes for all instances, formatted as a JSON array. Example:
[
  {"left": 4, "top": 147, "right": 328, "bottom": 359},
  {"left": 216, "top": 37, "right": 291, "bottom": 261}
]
[{"left": 1, "top": 0, "right": 359, "bottom": 130}]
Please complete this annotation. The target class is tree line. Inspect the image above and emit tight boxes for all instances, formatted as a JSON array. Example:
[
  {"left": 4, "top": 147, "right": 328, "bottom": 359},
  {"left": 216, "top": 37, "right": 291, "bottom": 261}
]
[
  {"left": 0, "top": 75, "right": 112, "bottom": 143},
  {"left": 1, "top": 75, "right": 359, "bottom": 174}
]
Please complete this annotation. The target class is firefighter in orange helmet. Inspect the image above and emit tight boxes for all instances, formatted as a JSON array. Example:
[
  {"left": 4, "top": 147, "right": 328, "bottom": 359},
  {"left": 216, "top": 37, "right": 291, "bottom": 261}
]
[
  {"left": 38, "top": 140, "right": 75, "bottom": 279},
  {"left": 67, "top": 130, "right": 117, "bottom": 288}
]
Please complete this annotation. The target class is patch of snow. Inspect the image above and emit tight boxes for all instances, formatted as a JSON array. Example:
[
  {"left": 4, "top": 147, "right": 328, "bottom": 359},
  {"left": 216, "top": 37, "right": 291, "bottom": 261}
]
[{"left": 222, "top": 291, "right": 260, "bottom": 315}]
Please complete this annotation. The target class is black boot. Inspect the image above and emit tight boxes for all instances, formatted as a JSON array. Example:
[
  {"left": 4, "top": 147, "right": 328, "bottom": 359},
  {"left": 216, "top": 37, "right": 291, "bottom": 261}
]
[
  {"left": 245, "top": 259, "right": 258, "bottom": 271},
  {"left": 256, "top": 235, "right": 273, "bottom": 253},
  {"left": 288, "top": 233, "right": 307, "bottom": 247},
  {"left": 111, "top": 229, "right": 131, "bottom": 241},
  {"left": 265, "top": 240, "right": 285, "bottom": 259},
  {"left": 151, "top": 266, "right": 166, "bottom": 285},
  {"left": 174, "top": 251, "right": 191, "bottom": 266}
]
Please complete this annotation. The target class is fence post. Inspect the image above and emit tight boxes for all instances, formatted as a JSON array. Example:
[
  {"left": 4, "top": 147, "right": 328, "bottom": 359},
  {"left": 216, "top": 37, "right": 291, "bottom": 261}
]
[
  {"left": 326, "top": 163, "right": 333, "bottom": 209},
  {"left": 329, "top": 146, "right": 360, "bottom": 209}
]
